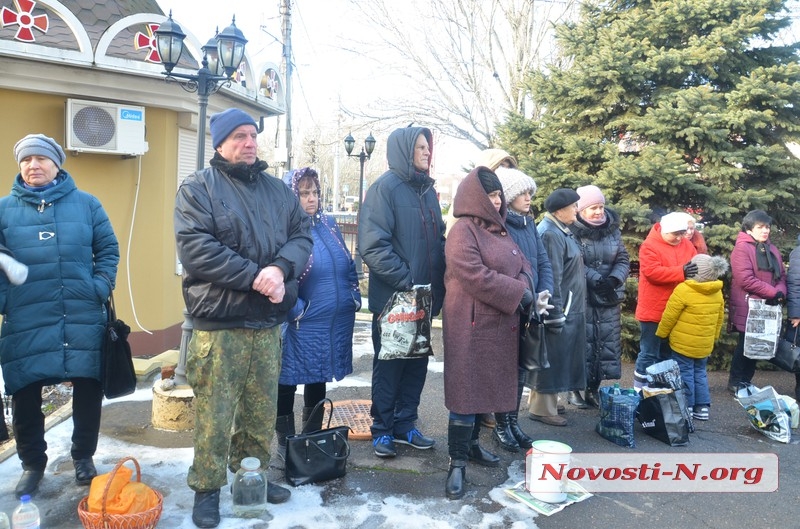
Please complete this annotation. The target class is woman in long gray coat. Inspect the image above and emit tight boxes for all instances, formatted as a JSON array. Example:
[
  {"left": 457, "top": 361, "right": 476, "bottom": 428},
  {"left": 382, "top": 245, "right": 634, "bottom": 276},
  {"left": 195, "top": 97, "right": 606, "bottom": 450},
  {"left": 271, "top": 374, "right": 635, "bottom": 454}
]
[
  {"left": 443, "top": 167, "right": 531, "bottom": 500},
  {"left": 527, "top": 188, "right": 587, "bottom": 426},
  {"left": 568, "top": 185, "right": 629, "bottom": 408}
]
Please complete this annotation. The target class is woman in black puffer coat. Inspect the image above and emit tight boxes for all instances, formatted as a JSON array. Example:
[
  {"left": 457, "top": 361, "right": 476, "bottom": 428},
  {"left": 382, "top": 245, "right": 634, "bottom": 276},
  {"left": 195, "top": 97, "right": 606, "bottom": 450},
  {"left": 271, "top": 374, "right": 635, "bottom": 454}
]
[{"left": 569, "top": 185, "right": 630, "bottom": 408}]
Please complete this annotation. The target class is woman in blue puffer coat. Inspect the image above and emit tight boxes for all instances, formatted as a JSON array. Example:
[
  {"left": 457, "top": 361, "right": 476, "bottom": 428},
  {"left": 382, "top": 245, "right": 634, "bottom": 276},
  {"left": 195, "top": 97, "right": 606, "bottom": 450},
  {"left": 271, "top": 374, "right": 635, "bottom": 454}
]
[
  {"left": 275, "top": 167, "right": 361, "bottom": 447},
  {"left": 0, "top": 134, "right": 119, "bottom": 498}
]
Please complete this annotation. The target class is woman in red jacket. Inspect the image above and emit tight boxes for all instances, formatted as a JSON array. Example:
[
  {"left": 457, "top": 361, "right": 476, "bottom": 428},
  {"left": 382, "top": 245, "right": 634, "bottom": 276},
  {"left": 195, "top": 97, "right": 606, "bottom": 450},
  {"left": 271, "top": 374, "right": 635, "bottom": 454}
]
[{"left": 633, "top": 212, "right": 698, "bottom": 389}]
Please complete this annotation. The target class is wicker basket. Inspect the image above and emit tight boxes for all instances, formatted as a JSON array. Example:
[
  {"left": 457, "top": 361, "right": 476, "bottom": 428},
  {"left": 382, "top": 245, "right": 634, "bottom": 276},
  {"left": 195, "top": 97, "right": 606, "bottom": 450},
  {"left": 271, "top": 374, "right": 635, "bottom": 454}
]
[{"left": 77, "top": 456, "right": 163, "bottom": 529}]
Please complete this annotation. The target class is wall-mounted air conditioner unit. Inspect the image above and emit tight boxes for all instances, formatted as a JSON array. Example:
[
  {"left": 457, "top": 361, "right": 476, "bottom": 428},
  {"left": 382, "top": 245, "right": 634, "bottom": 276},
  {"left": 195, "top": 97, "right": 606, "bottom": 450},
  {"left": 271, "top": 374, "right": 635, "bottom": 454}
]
[{"left": 66, "top": 99, "right": 149, "bottom": 156}]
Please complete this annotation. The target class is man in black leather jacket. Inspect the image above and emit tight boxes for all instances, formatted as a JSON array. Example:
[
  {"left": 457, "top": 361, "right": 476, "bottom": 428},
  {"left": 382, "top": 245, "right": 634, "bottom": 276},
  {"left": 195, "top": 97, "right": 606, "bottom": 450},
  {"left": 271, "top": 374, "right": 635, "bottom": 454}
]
[{"left": 174, "top": 108, "right": 312, "bottom": 528}]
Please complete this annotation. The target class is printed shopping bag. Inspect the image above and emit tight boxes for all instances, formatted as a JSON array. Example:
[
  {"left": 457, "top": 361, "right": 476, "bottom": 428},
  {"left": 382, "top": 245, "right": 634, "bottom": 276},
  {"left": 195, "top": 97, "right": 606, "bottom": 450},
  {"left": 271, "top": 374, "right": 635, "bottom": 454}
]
[
  {"left": 743, "top": 298, "right": 782, "bottom": 360},
  {"left": 734, "top": 384, "right": 792, "bottom": 443},
  {"left": 377, "top": 284, "right": 433, "bottom": 360}
]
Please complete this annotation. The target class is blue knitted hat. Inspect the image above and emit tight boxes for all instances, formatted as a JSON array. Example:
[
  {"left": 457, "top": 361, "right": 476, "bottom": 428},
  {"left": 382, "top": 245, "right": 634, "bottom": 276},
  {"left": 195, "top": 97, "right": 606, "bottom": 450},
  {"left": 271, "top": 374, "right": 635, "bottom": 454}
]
[
  {"left": 209, "top": 108, "right": 257, "bottom": 149},
  {"left": 14, "top": 134, "right": 66, "bottom": 167}
]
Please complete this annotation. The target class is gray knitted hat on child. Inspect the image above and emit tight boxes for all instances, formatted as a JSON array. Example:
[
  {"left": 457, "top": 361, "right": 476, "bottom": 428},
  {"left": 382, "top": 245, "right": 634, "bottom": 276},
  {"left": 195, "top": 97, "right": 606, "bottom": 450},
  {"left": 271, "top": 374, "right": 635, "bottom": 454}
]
[{"left": 691, "top": 254, "right": 729, "bottom": 282}]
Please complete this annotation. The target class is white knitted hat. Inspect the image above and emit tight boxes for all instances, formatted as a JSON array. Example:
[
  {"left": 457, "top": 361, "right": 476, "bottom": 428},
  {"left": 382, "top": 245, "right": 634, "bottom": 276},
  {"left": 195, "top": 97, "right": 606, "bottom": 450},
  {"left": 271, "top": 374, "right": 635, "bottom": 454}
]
[
  {"left": 496, "top": 167, "right": 537, "bottom": 203},
  {"left": 659, "top": 212, "right": 690, "bottom": 234}
]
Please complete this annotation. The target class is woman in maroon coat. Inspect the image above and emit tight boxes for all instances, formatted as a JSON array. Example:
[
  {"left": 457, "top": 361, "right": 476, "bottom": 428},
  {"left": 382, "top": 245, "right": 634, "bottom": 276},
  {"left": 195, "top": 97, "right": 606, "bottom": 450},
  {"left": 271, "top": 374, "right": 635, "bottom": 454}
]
[
  {"left": 443, "top": 167, "right": 531, "bottom": 500},
  {"left": 728, "top": 210, "right": 787, "bottom": 391}
]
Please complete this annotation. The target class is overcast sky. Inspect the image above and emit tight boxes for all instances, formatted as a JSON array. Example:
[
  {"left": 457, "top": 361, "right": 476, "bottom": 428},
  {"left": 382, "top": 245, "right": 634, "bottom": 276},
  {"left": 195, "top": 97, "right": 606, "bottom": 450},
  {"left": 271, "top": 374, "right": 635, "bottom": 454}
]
[{"left": 156, "top": 0, "right": 479, "bottom": 175}]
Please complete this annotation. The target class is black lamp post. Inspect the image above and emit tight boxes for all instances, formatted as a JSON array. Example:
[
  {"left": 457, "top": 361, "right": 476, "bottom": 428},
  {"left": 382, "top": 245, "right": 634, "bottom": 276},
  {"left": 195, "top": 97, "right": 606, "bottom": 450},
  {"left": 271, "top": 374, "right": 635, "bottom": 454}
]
[
  {"left": 155, "top": 12, "right": 248, "bottom": 387},
  {"left": 344, "top": 132, "right": 376, "bottom": 279}
]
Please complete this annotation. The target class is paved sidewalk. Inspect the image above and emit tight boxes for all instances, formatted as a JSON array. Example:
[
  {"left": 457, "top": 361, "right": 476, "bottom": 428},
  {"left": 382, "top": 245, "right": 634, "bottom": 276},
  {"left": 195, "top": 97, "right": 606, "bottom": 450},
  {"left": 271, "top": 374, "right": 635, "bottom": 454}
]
[{"left": 0, "top": 319, "right": 797, "bottom": 528}]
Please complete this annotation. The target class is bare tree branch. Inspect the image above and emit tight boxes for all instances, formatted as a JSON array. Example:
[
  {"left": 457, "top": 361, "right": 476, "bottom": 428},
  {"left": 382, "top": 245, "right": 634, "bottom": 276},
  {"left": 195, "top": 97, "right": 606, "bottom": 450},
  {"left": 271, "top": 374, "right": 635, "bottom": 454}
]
[{"left": 343, "top": 0, "right": 578, "bottom": 149}]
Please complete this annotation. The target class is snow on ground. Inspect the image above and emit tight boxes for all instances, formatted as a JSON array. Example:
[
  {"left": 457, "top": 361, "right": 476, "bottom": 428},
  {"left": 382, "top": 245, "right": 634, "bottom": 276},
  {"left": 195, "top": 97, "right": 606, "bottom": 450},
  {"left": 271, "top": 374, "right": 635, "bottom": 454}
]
[{"left": 0, "top": 322, "right": 543, "bottom": 528}]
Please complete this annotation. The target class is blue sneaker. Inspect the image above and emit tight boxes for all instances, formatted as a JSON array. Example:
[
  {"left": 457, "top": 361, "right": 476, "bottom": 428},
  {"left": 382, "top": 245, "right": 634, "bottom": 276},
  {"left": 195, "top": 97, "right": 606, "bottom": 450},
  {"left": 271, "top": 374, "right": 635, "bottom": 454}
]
[
  {"left": 373, "top": 435, "right": 397, "bottom": 458},
  {"left": 394, "top": 428, "right": 436, "bottom": 449}
]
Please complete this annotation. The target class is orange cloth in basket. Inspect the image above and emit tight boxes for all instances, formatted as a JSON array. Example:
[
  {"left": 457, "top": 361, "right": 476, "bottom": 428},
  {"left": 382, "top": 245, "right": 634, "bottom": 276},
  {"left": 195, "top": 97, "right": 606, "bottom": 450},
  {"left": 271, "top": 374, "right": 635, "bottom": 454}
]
[{"left": 88, "top": 465, "right": 160, "bottom": 515}]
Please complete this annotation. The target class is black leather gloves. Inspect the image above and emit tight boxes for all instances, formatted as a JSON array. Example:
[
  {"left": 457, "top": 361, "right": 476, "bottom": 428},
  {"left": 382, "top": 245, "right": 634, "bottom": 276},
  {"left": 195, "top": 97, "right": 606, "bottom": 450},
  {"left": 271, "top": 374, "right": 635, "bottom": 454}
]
[
  {"left": 596, "top": 278, "right": 615, "bottom": 295},
  {"left": 683, "top": 261, "right": 698, "bottom": 279},
  {"left": 765, "top": 291, "right": 786, "bottom": 306},
  {"left": 520, "top": 289, "right": 534, "bottom": 314}
]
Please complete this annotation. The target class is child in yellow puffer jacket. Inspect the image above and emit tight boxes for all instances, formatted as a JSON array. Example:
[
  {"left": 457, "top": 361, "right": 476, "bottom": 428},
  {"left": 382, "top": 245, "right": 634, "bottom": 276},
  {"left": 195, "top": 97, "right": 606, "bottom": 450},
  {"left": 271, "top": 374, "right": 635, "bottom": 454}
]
[{"left": 656, "top": 254, "right": 729, "bottom": 421}]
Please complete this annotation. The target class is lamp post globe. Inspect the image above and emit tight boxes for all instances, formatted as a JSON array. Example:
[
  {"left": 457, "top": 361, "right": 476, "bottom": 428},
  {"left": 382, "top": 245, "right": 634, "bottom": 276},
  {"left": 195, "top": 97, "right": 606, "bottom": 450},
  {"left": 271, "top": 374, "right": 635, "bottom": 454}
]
[
  {"left": 154, "top": 11, "right": 186, "bottom": 74},
  {"left": 343, "top": 132, "right": 376, "bottom": 279}
]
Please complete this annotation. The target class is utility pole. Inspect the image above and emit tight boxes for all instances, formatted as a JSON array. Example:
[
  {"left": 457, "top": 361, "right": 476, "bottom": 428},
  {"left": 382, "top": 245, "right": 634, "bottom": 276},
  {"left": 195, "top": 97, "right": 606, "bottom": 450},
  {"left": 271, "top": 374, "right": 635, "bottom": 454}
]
[{"left": 281, "top": 0, "right": 293, "bottom": 171}]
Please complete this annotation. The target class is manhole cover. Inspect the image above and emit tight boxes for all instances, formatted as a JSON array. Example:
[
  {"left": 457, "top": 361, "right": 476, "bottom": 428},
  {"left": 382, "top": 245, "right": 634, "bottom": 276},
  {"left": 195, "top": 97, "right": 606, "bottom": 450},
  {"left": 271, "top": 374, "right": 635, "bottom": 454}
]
[{"left": 324, "top": 400, "right": 372, "bottom": 440}]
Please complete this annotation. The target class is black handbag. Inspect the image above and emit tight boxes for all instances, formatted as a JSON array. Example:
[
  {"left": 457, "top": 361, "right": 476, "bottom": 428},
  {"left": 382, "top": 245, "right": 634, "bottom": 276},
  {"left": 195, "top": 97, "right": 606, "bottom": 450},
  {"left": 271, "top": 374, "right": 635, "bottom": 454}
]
[
  {"left": 770, "top": 324, "right": 800, "bottom": 373},
  {"left": 636, "top": 389, "right": 690, "bottom": 446},
  {"left": 519, "top": 316, "right": 549, "bottom": 371},
  {"left": 102, "top": 289, "right": 137, "bottom": 399},
  {"left": 285, "top": 398, "right": 351, "bottom": 487}
]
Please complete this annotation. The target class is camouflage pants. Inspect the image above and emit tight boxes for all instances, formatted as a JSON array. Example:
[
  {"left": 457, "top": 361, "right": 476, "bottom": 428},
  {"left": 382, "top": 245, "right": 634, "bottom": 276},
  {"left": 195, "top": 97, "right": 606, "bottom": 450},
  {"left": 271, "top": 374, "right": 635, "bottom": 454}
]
[{"left": 186, "top": 327, "right": 281, "bottom": 491}]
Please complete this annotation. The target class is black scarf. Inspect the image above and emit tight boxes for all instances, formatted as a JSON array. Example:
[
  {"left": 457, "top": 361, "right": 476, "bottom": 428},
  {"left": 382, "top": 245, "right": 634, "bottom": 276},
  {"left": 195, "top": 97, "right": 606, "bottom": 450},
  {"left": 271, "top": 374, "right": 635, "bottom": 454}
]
[
  {"left": 755, "top": 241, "right": 782, "bottom": 283},
  {"left": 210, "top": 152, "right": 269, "bottom": 182}
]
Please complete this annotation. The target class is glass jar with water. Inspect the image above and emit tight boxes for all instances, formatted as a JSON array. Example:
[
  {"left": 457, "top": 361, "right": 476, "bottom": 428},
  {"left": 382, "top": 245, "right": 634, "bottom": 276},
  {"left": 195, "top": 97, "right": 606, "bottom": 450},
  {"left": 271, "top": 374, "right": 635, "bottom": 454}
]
[{"left": 232, "top": 457, "right": 267, "bottom": 518}]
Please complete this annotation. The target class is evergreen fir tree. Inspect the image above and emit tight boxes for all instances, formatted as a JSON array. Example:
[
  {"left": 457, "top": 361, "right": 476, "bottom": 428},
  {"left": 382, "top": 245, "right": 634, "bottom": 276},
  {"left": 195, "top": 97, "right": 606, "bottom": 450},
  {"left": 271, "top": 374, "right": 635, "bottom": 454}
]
[{"left": 499, "top": 0, "right": 800, "bottom": 256}]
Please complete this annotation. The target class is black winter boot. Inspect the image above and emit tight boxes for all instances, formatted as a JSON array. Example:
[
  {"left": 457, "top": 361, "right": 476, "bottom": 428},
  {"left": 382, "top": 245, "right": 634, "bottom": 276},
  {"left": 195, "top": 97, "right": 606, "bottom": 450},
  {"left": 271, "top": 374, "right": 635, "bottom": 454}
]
[
  {"left": 14, "top": 469, "right": 44, "bottom": 499},
  {"left": 508, "top": 411, "right": 534, "bottom": 450},
  {"left": 275, "top": 413, "right": 295, "bottom": 448},
  {"left": 467, "top": 420, "right": 499, "bottom": 467},
  {"left": 492, "top": 413, "right": 520, "bottom": 452},
  {"left": 74, "top": 458, "right": 97, "bottom": 485},
  {"left": 302, "top": 405, "right": 324, "bottom": 433},
  {"left": 192, "top": 489, "right": 220, "bottom": 528},
  {"left": 446, "top": 419, "right": 472, "bottom": 500},
  {"left": 584, "top": 385, "right": 600, "bottom": 409},
  {"left": 445, "top": 460, "right": 466, "bottom": 500},
  {"left": 567, "top": 390, "right": 589, "bottom": 408}
]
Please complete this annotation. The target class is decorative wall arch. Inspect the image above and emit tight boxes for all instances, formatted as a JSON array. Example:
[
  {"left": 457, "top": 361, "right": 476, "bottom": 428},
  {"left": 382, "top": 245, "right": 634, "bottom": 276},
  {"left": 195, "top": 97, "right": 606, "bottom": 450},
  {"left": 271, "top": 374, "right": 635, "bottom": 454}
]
[
  {"left": 0, "top": 0, "right": 92, "bottom": 63},
  {"left": 256, "top": 62, "right": 285, "bottom": 112}
]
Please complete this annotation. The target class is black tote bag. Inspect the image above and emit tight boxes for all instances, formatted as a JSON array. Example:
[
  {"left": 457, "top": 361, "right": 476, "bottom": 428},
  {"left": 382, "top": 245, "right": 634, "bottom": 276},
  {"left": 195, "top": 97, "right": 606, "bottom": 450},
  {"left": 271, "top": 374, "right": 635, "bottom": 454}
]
[
  {"left": 285, "top": 399, "right": 351, "bottom": 487},
  {"left": 770, "top": 324, "right": 800, "bottom": 373},
  {"left": 519, "top": 316, "right": 549, "bottom": 371},
  {"left": 102, "top": 290, "right": 137, "bottom": 399},
  {"left": 636, "top": 390, "right": 690, "bottom": 446}
]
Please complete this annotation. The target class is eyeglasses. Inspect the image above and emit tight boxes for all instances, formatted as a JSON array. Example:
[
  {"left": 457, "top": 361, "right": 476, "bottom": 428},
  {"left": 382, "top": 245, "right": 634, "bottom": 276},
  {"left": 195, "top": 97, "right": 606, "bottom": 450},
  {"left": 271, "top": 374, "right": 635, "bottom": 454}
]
[{"left": 298, "top": 190, "right": 320, "bottom": 198}]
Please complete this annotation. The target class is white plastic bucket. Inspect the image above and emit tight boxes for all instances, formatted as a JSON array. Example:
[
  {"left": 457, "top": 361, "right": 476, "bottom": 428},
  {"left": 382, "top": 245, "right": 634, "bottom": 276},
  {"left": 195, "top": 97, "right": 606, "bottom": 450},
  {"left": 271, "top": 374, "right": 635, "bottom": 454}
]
[{"left": 525, "top": 440, "right": 572, "bottom": 503}]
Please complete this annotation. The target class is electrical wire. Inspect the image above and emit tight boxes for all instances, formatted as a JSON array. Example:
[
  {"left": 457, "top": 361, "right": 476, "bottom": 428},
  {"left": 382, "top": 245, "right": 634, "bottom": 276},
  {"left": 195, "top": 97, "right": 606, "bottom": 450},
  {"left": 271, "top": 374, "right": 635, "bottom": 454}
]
[{"left": 127, "top": 156, "right": 152, "bottom": 334}]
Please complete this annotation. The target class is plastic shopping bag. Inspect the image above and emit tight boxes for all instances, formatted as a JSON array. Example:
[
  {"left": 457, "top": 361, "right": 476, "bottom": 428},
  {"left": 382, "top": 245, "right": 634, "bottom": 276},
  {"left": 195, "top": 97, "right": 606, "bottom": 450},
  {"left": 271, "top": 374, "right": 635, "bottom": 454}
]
[
  {"left": 743, "top": 298, "right": 782, "bottom": 360},
  {"left": 636, "top": 388, "right": 690, "bottom": 446},
  {"left": 735, "top": 384, "right": 792, "bottom": 443},
  {"left": 595, "top": 387, "right": 640, "bottom": 448},
  {"left": 377, "top": 284, "right": 433, "bottom": 360}
]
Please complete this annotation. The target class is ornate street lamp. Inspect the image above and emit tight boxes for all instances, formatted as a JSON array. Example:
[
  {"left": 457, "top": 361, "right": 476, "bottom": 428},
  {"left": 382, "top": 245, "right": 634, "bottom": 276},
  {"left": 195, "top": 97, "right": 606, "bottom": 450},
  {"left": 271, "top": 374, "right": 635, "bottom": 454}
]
[
  {"left": 155, "top": 12, "right": 248, "bottom": 387},
  {"left": 344, "top": 132, "right": 376, "bottom": 279},
  {"left": 155, "top": 12, "right": 248, "bottom": 170}
]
